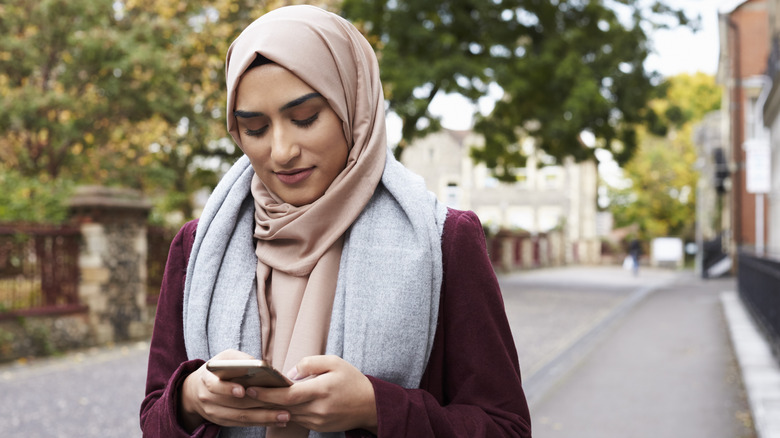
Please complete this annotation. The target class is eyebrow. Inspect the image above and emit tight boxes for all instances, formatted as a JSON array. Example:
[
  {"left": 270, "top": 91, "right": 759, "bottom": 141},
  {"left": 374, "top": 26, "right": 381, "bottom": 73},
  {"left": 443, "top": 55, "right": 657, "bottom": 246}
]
[
  {"left": 234, "top": 92, "right": 323, "bottom": 119},
  {"left": 280, "top": 92, "right": 323, "bottom": 111}
]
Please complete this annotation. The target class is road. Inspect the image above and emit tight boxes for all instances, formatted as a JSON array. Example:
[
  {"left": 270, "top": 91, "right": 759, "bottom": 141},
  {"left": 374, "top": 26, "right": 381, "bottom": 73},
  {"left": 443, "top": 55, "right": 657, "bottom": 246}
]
[
  {"left": 0, "top": 265, "right": 754, "bottom": 437},
  {"left": 0, "top": 341, "right": 148, "bottom": 437}
]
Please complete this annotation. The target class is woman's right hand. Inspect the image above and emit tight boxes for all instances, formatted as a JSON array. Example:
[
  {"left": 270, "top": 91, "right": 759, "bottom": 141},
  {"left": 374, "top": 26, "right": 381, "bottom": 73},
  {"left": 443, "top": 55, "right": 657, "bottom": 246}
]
[{"left": 179, "top": 349, "right": 291, "bottom": 432}]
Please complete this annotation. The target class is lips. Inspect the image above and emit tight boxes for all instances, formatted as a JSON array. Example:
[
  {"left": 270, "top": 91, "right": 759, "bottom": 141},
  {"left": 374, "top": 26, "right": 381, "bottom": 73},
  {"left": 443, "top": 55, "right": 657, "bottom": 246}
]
[{"left": 274, "top": 167, "right": 314, "bottom": 185}]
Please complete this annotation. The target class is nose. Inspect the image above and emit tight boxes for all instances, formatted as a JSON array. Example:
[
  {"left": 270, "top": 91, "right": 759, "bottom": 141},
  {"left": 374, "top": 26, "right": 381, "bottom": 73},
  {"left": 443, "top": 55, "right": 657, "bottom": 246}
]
[{"left": 269, "top": 126, "right": 301, "bottom": 165}]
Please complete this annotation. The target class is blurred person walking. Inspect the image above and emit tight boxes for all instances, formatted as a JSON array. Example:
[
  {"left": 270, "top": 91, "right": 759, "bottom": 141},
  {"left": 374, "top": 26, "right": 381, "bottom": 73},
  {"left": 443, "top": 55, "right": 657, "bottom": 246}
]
[{"left": 629, "top": 238, "right": 642, "bottom": 276}]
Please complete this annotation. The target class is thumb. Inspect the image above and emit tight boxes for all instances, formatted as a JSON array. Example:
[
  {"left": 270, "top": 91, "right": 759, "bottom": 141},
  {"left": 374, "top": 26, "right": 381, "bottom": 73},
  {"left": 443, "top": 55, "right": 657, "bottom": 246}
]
[{"left": 287, "top": 355, "right": 339, "bottom": 381}]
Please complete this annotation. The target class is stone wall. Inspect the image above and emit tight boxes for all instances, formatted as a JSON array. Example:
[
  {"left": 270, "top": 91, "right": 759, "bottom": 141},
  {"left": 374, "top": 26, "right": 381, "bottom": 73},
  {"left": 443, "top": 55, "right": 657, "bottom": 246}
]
[
  {"left": 70, "top": 186, "right": 153, "bottom": 344},
  {"left": 0, "top": 312, "right": 91, "bottom": 360},
  {"left": 0, "top": 186, "right": 154, "bottom": 362}
]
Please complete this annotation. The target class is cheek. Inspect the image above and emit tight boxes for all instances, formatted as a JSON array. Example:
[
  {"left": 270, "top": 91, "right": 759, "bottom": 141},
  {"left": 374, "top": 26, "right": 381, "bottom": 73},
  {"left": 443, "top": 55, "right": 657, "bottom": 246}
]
[
  {"left": 241, "top": 139, "right": 272, "bottom": 167},
  {"left": 322, "top": 121, "right": 349, "bottom": 163}
]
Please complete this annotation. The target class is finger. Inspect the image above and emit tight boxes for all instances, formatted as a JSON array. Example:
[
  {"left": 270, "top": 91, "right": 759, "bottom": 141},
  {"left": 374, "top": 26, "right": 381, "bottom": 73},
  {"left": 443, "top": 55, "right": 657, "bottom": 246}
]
[
  {"left": 245, "top": 385, "right": 304, "bottom": 408},
  {"left": 201, "top": 367, "right": 247, "bottom": 398},
  {"left": 203, "top": 349, "right": 259, "bottom": 399},
  {"left": 202, "top": 405, "right": 291, "bottom": 428},
  {"left": 288, "top": 355, "right": 340, "bottom": 381},
  {"left": 196, "top": 383, "right": 280, "bottom": 411}
]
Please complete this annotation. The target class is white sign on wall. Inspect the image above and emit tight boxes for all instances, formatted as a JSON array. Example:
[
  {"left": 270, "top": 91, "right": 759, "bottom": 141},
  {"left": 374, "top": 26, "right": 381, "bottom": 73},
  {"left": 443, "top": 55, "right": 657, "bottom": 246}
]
[
  {"left": 651, "top": 237, "right": 683, "bottom": 268},
  {"left": 744, "top": 139, "right": 771, "bottom": 194}
]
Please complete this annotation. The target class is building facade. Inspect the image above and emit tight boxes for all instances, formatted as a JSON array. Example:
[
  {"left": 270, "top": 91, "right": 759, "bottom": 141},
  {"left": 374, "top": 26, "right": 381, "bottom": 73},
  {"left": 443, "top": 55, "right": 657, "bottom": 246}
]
[
  {"left": 401, "top": 129, "right": 600, "bottom": 265},
  {"left": 717, "top": 0, "right": 773, "bottom": 259},
  {"left": 762, "top": 0, "right": 780, "bottom": 254}
]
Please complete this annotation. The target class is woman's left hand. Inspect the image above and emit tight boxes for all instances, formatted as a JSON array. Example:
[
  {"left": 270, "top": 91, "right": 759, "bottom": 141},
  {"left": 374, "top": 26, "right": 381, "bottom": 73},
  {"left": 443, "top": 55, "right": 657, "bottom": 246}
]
[{"left": 246, "top": 355, "right": 377, "bottom": 434}]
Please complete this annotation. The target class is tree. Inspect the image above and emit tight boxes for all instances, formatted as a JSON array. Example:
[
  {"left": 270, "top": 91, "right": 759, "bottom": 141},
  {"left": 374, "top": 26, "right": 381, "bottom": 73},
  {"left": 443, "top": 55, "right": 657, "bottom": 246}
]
[
  {"left": 342, "top": 0, "right": 692, "bottom": 173},
  {"left": 0, "top": 0, "right": 198, "bottom": 223},
  {"left": 123, "top": 0, "right": 268, "bottom": 220},
  {"left": 608, "top": 73, "right": 721, "bottom": 241},
  {"left": 342, "top": 0, "right": 526, "bottom": 160},
  {"left": 0, "top": 0, "right": 324, "bottom": 223},
  {"left": 0, "top": 0, "right": 191, "bottom": 180}
]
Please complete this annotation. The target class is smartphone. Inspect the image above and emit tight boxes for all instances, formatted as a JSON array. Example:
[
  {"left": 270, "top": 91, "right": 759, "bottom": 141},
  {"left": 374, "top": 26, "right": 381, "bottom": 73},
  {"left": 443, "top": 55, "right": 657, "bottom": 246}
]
[{"left": 206, "top": 359, "right": 293, "bottom": 388}]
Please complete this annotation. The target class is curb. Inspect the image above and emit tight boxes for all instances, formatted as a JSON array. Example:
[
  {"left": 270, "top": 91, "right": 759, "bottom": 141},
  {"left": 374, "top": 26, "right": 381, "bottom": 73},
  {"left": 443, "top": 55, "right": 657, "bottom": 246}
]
[{"left": 721, "top": 291, "right": 780, "bottom": 438}]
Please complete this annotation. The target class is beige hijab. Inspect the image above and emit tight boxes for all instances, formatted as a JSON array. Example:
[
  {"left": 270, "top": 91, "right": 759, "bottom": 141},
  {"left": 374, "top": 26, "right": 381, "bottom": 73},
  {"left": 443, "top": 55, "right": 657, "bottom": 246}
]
[{"left": 225, "top": 3, "right": 387, "bottom": 421}]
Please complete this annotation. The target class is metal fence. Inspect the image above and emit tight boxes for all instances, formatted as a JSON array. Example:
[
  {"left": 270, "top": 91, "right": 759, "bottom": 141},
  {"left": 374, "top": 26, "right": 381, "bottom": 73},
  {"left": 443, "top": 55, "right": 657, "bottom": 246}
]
[
  {"left": 0, "top": 224, "right": 81, "bottom": 314},
  {"left": 738, "top": 250, "right": 780, "bottom": 355},
  {"left": 0, "top": 223, "right": 176, "bottom": 315}
]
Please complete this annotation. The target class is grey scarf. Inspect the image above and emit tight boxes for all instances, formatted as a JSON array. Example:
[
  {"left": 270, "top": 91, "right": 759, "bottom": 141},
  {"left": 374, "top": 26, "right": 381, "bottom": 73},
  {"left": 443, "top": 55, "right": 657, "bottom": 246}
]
[{"left": 183, "top": 152, "right": 447, "bottom": 437}]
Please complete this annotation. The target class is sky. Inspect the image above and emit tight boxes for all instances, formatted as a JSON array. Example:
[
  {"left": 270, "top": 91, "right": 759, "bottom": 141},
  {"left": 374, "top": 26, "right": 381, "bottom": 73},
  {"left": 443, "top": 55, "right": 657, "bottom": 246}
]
[{"left": 416, "top": 0, "right": 742, "bottom": 133}]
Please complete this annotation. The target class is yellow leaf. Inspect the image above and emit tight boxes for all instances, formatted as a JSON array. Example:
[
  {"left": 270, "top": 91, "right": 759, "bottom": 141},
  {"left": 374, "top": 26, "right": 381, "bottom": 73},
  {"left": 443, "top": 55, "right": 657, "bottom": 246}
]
[{"left": 24, "top": 25, "right": 39, "bottom": 37}]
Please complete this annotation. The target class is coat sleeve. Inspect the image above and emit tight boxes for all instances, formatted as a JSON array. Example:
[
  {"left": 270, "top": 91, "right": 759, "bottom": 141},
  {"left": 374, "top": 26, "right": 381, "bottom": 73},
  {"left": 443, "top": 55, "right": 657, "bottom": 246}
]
[
  {"left": 139, "top": 220, "right": 221, "bottom": 438},
  {"left": 365, "top": 209, "right": 532, "bottom": 438}
]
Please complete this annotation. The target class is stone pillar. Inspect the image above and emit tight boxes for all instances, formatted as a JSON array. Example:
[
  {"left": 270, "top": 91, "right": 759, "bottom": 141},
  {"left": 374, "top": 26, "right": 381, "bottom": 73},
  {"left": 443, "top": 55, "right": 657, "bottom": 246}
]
[{"left": 68, "top": 186, "right": 151, "bottom": 344}]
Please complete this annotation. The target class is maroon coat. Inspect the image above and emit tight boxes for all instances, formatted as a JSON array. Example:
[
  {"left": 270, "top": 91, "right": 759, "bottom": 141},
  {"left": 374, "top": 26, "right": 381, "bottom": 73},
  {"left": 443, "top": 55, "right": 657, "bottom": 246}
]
[{"left": 140, "top": 208, "right": 532, "bottom": 437}]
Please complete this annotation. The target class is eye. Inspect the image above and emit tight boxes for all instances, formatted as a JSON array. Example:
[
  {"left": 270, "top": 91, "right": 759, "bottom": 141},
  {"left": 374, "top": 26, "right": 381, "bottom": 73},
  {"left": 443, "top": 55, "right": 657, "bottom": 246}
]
[
  {"left": 244, "top": 126, "right": 268, "bottom": 137},
  {"left": 293, "top": 113, "right": 319, "bottom": 128}
]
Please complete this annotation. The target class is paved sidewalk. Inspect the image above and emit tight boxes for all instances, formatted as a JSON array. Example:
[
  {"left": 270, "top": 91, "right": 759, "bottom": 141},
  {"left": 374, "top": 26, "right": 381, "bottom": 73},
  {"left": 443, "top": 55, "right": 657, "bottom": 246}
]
[
  {"left": 1, "top": 265, "right": 777, "bottom": 438},
  {"left": 498, "top": 265, "right": 679, "bottom": 401},
  {"left": 518, "top": 269, "right": 757, "bottom": 438},
  {"left": 0, "top": 341, "right": 149, "bottom": 437}
]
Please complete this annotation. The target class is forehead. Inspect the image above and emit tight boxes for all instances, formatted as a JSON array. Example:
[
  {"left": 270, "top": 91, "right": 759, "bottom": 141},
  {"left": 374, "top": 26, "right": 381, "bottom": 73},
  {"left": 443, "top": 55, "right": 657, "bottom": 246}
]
[{"left": 234, "top": 64, "right": 317, "bottom": 108}]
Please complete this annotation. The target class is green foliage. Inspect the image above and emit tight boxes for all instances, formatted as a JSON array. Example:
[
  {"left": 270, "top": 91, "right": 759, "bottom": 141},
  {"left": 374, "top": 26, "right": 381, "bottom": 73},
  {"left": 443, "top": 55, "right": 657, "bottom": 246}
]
[
  {"left": 0, "top": 0, "right": 190, "bottom": 179},
  {"left": 472, "top": 1, "right": 690, "bottom": 181},
  {"left": 0, "top": 0, "right": 278, "bottom": 223},
  {"left": 650, "top": 72, "right": 722, "bottom": 129},
  {"left": 22, "top": 318, "right": 57, "bottom": 357},
  {"left": 0, "top": 0, "right": 696, "bottom": 225},
  {"left": 0, "top": 326, "right": 13, "bottom": 358},
  {"left": 342, "top": 0, "right": 523, "bottom": 158},
  {"left": 343, "top": 0, "right": 691, "bottom": 176},
  {"left": 0, "top": 168, "right": 74, "bottom": 224},
  {"left": 608, "top": 73, "right": 721, "bottom": 241}
]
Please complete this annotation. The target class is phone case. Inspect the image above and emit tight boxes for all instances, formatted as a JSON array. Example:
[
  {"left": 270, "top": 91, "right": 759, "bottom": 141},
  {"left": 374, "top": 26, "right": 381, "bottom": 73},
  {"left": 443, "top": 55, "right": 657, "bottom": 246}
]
[{"left": 207, "top": 359, "right": 293, "bottom": 388}]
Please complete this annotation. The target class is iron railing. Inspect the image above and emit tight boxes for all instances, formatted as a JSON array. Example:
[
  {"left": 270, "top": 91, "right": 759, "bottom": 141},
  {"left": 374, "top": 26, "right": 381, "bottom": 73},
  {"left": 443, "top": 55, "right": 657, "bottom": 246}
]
[
  {"left": 738, "top": 250, "right": 780, "bottom": 356},
  {"left": 0, "top": 224, "right": 81, "bottom": 314}
]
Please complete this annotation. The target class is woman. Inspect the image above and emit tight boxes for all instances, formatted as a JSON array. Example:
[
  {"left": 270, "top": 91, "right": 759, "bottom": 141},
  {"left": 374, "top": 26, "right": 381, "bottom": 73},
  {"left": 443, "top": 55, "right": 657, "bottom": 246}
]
[{"left": 140, "top": 5, "right": 531, "bottom": 438}]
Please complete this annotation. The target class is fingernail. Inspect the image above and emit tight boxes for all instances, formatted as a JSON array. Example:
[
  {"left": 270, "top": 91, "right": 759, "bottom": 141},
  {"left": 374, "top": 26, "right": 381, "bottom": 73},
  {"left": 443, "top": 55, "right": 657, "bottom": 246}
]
[
  {"left": 277, "top": 413, "right": 290, "bottom": 422},
  {"left": 246, "top": 388, "right": 257, "bottom": 398},
  {"left": 232, "top": 387, "right": 242, "bottom": 397},
  {"left": 286, "top": 366, "right": 299, "bottom": 380}
]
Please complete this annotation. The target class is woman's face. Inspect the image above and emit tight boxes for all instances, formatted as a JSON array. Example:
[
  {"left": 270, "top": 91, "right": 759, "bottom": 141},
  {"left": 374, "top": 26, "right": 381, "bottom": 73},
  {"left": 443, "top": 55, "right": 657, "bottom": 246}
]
[{"left": 234, "top": 63, "right": 348, "bottom": 206}]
